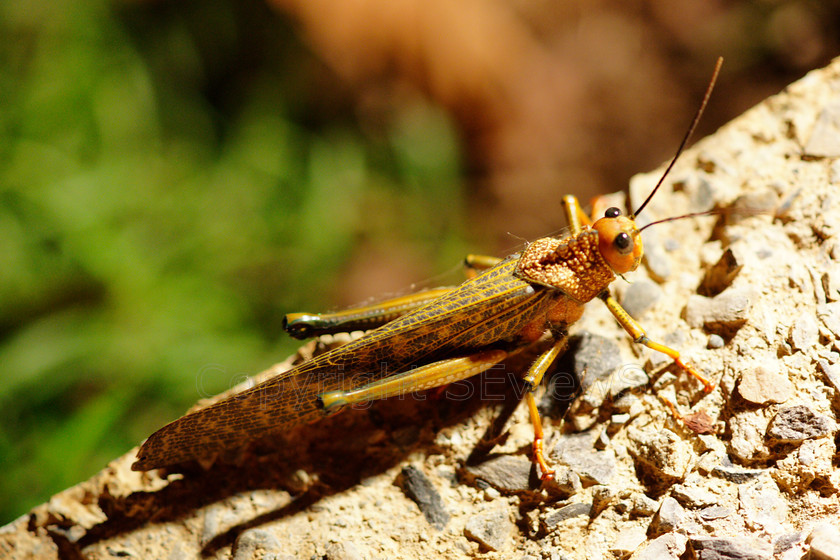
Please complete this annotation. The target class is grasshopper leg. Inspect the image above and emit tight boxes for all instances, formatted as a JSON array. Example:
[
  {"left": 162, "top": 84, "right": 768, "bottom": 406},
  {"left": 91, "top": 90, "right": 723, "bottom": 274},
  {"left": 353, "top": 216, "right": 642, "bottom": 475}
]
[
  {"left": 463, "top": 254, "right": 502, "bottom": 277},
  {"left": 285, "top": 255, "right": 504, "bottom": 339},
  {"left": 598, "top": 291, "right": 715, "bottom": 392},
  {"left": 318, "top": 349, "right": 509, "bottom": 410},
  {"left": 562, "top": 195, "right": 592, "bottom": 235},
  {"left": 284, "top": 287, "right": 455, "bottom": 339},
  {"left": 319, "top": 336, "right": 567, "bottom": 481},
  {"left": 521, "top": 336, "right": 569, "bottom": 480}
]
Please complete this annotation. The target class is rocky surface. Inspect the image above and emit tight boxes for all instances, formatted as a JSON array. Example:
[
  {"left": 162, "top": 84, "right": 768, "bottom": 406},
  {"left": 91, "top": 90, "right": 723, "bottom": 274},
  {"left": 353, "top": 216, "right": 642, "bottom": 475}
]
[{"left": 4, "top": 57, "right": 840, "bottom": 559}]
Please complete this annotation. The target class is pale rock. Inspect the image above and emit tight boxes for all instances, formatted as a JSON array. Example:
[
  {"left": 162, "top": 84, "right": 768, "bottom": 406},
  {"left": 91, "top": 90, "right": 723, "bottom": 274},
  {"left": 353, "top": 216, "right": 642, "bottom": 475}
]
[
  {"left": 804, "top": 102, "right": 840, "bottom": 157},
  {"left": 789, "top": 312, "right": 820, "bottom": 352},
  {"left": 685, "top": 289, "right": 751, "bottom": 336},
  {"left": 728, "top": 411, "right": 771, "bottom": 462},
  {"left": 637, "top": 533, "right": 688, "bottom": 560},
  {"left": 738, "top": 478, "right": 789, "bottom": 534},
  {"left": 737, "top": 364, "right": 793, "bottom": 405},
  {"left": 463, "top": 509, "right": 513, "bottom": 552},
  {"left": 808, "top": 523, "right": 840, "bottom": 560},
  {"left": 609, "top": 526, "right": 647, "bottom": 557},
  {"left": 651, "top": 497, "right": 684, "bottom": 535},
  {"left": 773, "top": 437, "right": 838, "bottom": 493},
  {"left": 627, "top": 428, "right": 694, "bottom": 483}
]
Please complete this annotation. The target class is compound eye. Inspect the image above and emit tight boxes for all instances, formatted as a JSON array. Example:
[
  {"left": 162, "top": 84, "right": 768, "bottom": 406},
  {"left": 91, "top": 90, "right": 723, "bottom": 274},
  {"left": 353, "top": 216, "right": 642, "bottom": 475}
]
[
  {"left": 605, "top": 207, "right": 621, "bottom": 218},
  {"left": 613, "top": 232, "right": 633, "bottom": 255}
]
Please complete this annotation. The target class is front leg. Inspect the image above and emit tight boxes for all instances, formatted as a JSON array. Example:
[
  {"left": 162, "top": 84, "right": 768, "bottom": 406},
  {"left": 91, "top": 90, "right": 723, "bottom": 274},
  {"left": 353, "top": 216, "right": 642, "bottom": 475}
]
[{"left": 598, "top": 291, "right": 715, "bottom": 392}]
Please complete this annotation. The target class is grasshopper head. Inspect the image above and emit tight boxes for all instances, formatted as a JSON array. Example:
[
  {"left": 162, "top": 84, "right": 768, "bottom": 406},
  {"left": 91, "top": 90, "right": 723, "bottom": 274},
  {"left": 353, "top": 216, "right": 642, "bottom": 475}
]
[{"left": 592, "top": 207, "right": 643, "bottom": 274}]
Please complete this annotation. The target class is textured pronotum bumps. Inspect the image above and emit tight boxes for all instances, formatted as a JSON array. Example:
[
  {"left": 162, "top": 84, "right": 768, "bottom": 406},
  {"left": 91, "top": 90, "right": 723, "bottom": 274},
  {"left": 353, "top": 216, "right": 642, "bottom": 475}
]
[{"left": 516, "top": 229, "right": 615, "bottom": 303}]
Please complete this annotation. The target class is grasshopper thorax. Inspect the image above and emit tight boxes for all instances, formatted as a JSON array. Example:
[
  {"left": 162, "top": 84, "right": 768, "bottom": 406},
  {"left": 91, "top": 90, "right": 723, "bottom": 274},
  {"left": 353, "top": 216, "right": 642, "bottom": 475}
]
[{"left": 592, "top": 207, "right": 643, "bottom": 275}]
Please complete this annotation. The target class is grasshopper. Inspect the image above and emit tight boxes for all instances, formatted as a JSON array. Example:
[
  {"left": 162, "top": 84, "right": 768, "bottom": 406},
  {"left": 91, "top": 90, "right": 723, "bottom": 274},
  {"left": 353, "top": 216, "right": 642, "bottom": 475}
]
[{"left": 132, "top": 60, "right": 722, "bottom": 476}]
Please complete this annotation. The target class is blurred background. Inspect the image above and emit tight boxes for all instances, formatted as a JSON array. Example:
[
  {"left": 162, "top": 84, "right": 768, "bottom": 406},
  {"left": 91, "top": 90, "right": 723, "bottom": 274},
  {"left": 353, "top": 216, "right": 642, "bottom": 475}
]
[{"left": 1, "top": 0, "right": 838, "bottom": 523}]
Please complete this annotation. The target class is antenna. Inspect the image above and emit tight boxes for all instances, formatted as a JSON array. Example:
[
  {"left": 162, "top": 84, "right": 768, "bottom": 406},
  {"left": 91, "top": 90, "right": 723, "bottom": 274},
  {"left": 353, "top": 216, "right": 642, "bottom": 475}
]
[
  {"left": 638, "top": 210, "right": 720, "bottom": 232},
  {"left": 632, "top": 57, "right": 723, "bottom": 218}
]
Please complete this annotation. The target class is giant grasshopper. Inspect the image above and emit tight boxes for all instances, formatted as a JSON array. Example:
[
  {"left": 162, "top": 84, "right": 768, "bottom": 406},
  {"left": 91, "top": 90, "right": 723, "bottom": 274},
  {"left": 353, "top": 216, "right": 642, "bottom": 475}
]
[{"left": 132, "top": 60, "right": 722, "bottom": 477}]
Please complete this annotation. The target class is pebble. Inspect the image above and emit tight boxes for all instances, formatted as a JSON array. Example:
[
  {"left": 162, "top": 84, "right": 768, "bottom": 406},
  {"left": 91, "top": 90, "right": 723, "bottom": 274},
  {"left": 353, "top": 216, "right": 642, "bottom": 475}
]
[
  {"left": 609, "top": 527, "right": 647, "bottom": 557},
  {"left": 570, "top": 332, "right": 623, "bottom": 390},
  {"left": 627, "top": 428, "right": 693, "bottom": 483},
  {"left": 692, "top": 175, "right": 717, "bottom": 212},
  {"left": 483, "top": 486, "right": 501, "bottom": 500},
  {"left": 774, "top": 437, "right": 838, "bottom": 492},
  {"left": 611, "top": 413, "right": 631, "bottom": 426},
  {"left": 818, "top": 360, "right": 840, "bottom": 392},
  {"left": 685, "top": 289, "right": 751, "bottom": 336},
  {"left": 818, "top": 302, "right": 840, "bottom": 339},
  {"left": 690, "top": 536, "right": 773, "bottom": 560},
  {"left": 551, "top": 432, "right": 617, "bottom": 486},
  {"left": 738, "top": 480, "right": 789, "bottom": 533},
  {"left": 649, "top": 497, "right": 684, "bottom": 537},
  {"left": 324, "top": 541, "right": 363, "bottom": 560},
  {"left": 712, "top": 464, "right": 767, "bottom": 484},
  {"left": 700, "top": 248, "right": 742, "bottom": 297},
  {"left": 543, "top": 502, "right": 593, "bottom": 527},
  {"left": 607, "top": 365, "right": 649, "bottom": 400},
  {"left": 774, "top": 532, "right": 804, "bottom": 557},
  {"left": 808, "top": 523, "right": 840, "bottom": 560},
  {"left": 232, "top": 530, "right": 285, "bottom": 560},
  {"left": 682, "top": 410, "right": 716, "bottom": 435},
  {"left": 707, "top": 334, "right": 725, "bottom": 349},
  {"left": 798, "top": 436, "right": 833, "bottom": 467},
  {"left": 645, "top": 245, "right": 672, "bottom": 282},
  {"left": 463, "top": 454, "right": 533, "bottom": 494},
  {"left": 590, "top": 485, "right": 617, "bottom": 516},
  {"left": 201, "top": 491, "right": 287, "bottom": 548},
  {"left": 811, "top": 266, "right": 829, "bottom": 305},
  {"left": 637, "top": 533, "right": 688, "bottom": 560},
  {"left": 620, "top": 279, "right": 663, "bottom": 319},
  {"left": 616, "top": 492, "right": 658, "bottom": 517},
  {"left": 398, "top": 465, "right": 450, "bottom": 529},
  {"left": 697, "top": 432, "right": 727, "bottom": 455},
  {"left": 594, "top": 428, "right": 610, "bottom": 450},
  {"left": 737, "top": 365, "right": 793, "bottom": 405},
  {"left": 766, "top": 405, "right": 835, "bottom": 443},
  {"left": 789, "top": 312, "right": 820, "bottom": 352},
  {"left": 612, "top": 392, "right": 643, "bottom": 416},
  {"left": 728, "top": 411, "right": 771, "bottom": 462},
  {"left": 672, "top": 478, "right": 718, "bottom": 508},
  {"left": 824, "top": 264, "right": 840, "bottom": 302},
  {"left": 698, "top": 505, "right": 732, "bottom": 521},
  {"left": 543, "top": 465, "right": 583, "bottom": 497},
  {"left": 804, "top": 102, "right": 840, "bottom": 157},
  {"left": 463, "top": 509, "right": 513, "bottom": 552}
]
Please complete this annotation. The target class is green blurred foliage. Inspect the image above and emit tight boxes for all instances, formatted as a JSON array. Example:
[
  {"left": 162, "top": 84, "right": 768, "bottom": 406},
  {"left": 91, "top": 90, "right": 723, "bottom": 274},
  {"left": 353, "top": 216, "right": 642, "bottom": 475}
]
[{"left": 0, "top": 0, "right": 465, "bottom": 522}]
